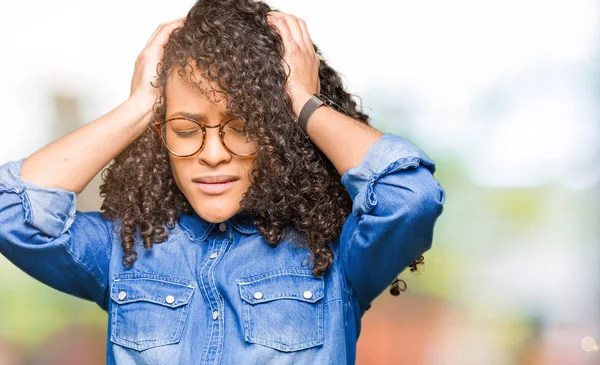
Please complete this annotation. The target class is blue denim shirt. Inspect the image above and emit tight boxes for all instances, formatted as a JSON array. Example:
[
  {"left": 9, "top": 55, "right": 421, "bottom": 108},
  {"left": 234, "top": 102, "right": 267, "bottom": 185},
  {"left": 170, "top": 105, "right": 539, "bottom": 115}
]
[{"left": 0, "top": 133, "right": 445, "bottom": 365}]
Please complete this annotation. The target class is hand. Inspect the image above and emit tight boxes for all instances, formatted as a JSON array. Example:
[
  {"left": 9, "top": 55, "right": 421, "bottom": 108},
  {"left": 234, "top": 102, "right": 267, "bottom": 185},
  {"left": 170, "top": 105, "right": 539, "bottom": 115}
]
[
  {"left": 266, "top": 11, "right": 320, "bottom": 119},
  {"left": 129, "top": 17, "right": 185, "bottom": 113}
]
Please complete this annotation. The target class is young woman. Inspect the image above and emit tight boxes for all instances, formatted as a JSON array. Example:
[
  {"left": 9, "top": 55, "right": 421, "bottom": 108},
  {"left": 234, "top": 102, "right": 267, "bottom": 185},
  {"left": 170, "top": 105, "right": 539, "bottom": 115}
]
[{"left": 0, "top": 0, "right": 445, "bottom": 364}]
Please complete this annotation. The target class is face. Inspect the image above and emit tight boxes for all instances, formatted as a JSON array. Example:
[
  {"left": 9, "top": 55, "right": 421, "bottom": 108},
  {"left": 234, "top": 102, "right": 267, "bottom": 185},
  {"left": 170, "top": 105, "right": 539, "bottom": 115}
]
[{"left": 164, "top": 67, "right": 257, "bottom": 223}]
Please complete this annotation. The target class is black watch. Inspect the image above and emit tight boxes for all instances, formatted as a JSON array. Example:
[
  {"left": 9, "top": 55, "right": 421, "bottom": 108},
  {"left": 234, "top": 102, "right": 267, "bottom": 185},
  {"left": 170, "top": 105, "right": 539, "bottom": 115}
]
[{"left": 298, "top": 93, "right": 347, "bottom": 139}]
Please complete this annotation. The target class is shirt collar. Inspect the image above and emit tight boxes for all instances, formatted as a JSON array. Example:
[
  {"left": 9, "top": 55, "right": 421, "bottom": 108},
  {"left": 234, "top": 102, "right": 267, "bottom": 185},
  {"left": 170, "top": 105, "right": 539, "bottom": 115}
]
[{"left": 178, "top": 208, "right": 258, "bottom": 241}]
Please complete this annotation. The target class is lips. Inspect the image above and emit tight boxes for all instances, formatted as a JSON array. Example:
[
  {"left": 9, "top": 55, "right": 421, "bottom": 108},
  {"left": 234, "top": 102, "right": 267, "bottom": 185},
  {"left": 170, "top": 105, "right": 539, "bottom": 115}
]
[
  {"left": 196, "top": 179, "right": 237, "bottom": 184},
  {"left": 193, "top": 179, "right": 238, "bottom": 195},
  {"left": 192, "top": 175, "right": 239, "bottom": 184}
]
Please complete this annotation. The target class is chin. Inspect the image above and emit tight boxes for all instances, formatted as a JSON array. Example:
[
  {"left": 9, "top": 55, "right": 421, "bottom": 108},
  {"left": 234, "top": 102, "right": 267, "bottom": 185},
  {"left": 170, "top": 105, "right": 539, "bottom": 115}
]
[{"left": 193, "top": 200, "right": 240, "bottom": 223}]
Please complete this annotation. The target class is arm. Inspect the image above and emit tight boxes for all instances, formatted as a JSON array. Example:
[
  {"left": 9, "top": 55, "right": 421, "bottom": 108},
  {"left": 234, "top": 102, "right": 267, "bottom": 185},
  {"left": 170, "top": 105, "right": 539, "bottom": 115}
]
[
  {"left": 300, "top": 90, "right": 445, "bottom": 312},
  {"left": 0, "top": 19, "right": 184, "bottom": 310},
  {"left": 300, "top": 102, "right": 445, "bottom": 311},
  {"left": 338, "top": 133, "right": 445, "bottom": 312},
  {"left": 266, "top": 12, "right": 446, "bottom": 312},
  {"left": 1, "top": 95, "right": 148, "bottom": 310},
  {"left": 19, "top": 94, "right": 152, "bottom": 194},
  {"left": 20, "top": 19, "right": 185, "bottom": 193},
  {"left": 304, "top": 107, "right": 445, "bottom": 311},
  {"left": 0, "top": 158, "right": 115, "bottom": 310}
]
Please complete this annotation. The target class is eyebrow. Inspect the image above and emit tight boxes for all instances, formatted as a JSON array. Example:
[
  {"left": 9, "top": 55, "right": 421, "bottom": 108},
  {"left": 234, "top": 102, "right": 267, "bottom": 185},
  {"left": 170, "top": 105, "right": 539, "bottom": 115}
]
[{"left": 167, "top": 110, "right": 236, "bottom": 121}]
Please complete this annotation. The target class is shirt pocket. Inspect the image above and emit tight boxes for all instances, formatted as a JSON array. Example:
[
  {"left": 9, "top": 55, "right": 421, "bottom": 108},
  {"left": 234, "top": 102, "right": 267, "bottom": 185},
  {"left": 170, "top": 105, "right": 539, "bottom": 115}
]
[
  {"left": 236, "top": 269, "right": 324, "bottom": 352},
  {"left": 109, "top": 274, "right": 196, "bottom": 351}
]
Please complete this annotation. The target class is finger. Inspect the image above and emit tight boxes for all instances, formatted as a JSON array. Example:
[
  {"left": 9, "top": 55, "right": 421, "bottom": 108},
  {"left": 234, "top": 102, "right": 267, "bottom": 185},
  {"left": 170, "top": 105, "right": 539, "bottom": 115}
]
[
  {"left": 145, "top": 19, "right": 182, "bottom": 47},
  {"left": 266, "top": 10, "right": 281, "bottom": 18},
  {"left": 266, "top": 12, "right": 281, "bottom": 29},
  {"left": 149, "top": 19, "right": 185, "bottom": 47},
  {"left": 265, "top": 11, "right": 278, "bottom": 26},
  {"left": 279, "top": 14, "right": 307, "bottom": 53},
  {"left": 145, "top": 18, "right": 185, "bottom": 47},
  {"left": 145, "top": 26, "right": 162, "bottom": 47},
  {"left": 296, "top": 18, "right": 314, "bottom": 54},
  {"left": 271, "top": 16, "right": 299, "bottom": 54}
]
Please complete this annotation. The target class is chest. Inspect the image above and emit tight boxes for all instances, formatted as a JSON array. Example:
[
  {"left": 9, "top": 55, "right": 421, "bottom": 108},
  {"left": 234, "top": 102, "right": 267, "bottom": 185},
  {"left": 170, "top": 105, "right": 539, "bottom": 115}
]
[{"left": 105, "top": 229, "right": 347, "bottom": 356}]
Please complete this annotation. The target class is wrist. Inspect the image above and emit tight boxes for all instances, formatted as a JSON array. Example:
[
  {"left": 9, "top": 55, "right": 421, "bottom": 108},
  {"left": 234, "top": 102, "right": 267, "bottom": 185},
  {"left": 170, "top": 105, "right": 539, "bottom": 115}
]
[
  {"left": 292, "top": 92, "right": 314, "bottom": 120},
  {"left": 122, "top": 93, "right": 156, "bottom": 130},
  {"left": 127, "top": 91, "right": 156, "bottom": 116}
]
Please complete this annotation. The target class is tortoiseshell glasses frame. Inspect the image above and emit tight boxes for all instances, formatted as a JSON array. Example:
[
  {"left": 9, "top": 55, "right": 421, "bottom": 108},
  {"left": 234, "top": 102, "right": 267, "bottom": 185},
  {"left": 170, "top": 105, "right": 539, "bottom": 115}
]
[{"left": 153, "top": 116, "right": 257, "bottom": 158}]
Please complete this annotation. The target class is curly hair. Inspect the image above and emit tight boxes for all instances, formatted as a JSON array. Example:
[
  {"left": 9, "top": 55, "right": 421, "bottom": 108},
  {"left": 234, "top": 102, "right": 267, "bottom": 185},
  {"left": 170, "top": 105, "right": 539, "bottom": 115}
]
[{"left": 99, "top": 0, "right": 423, "bottom": 309}]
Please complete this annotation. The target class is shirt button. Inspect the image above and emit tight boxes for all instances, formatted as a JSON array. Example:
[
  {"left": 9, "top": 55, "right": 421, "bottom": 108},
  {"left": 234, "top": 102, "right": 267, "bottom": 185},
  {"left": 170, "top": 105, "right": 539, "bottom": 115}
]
[
  {"left": 209, "top": 252, "right": 218, "bottom": 259},
  {"left": 253, "top": 292, "right": 263, "bottom": 300},
  {"left": 303, "top": 290, "right": 313, "bottom": 299},
  {"left": 218, "top": 222, "right": 227, "bottom": 232},
  {"left": 212, "top": 310, "right": 219, "bottom": 320},
  {"left": 117, "top": 291, "right": 127, "bottom": 300},
  {"left": 165, "top": 295, "right": 175, "bottom": 304}
]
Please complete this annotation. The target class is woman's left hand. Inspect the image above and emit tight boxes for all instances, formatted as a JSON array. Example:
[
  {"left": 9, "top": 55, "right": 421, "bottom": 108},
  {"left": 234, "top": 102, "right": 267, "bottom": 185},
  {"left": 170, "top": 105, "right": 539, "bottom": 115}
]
[{"left": 266, "top": 11, "right": 320, "bottom": 119}]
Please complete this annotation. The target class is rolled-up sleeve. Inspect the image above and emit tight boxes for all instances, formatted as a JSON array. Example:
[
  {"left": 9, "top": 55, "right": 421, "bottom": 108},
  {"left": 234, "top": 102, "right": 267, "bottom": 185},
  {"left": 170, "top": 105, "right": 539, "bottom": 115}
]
[
  {"left": 339, "top": 133, "right": 446, "bottom": 313},
  {"left": 0, "top": 158, "right": 113, "bottom": 311}
]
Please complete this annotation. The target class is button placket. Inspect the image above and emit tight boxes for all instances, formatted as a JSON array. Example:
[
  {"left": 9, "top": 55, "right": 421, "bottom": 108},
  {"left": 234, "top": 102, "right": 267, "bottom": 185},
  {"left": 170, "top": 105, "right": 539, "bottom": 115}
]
[{"left": 198, "top": 235, "right": 231, "bottom": 364}]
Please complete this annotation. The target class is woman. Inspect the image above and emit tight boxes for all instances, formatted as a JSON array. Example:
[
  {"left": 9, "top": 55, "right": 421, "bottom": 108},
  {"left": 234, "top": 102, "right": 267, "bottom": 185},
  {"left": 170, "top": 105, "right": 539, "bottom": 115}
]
[{"left": 0, "top": 0, "right": 445, "bottom": 364}]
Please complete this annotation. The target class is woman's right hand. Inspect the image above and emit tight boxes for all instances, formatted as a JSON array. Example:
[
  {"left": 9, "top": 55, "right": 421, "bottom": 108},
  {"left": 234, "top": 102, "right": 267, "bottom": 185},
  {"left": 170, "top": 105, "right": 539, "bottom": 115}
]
[{"left": 129, "top": 17, "right": 186, "bottom": 117}]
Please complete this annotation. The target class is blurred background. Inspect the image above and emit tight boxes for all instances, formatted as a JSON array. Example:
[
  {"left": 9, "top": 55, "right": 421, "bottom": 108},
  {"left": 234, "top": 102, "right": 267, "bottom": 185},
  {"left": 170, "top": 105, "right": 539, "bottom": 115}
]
[{"left": 0, "top": 0, "right": 598, "bottom": 364}]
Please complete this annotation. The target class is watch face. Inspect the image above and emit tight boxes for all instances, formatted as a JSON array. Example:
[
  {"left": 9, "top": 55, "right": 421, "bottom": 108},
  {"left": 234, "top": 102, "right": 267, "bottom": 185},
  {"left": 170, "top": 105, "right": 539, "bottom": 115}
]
[{"left": 317, "top": 94, "right": 346, "bottom": 113}]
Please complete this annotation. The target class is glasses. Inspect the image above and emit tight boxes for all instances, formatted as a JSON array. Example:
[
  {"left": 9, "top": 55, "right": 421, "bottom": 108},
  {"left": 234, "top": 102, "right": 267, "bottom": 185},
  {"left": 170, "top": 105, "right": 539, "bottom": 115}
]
[{"left": 153, "top": 116, "right": 257, "bottom": 158}]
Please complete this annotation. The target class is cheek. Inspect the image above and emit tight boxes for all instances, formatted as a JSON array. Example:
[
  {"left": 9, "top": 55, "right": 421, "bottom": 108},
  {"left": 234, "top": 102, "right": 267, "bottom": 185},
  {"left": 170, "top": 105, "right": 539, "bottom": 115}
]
[
  {"left": 169, "top": 158, "right": 186, "bottom": 190},
  {"left": 241, "top": 159, "right": 256, "bottom": 184}
]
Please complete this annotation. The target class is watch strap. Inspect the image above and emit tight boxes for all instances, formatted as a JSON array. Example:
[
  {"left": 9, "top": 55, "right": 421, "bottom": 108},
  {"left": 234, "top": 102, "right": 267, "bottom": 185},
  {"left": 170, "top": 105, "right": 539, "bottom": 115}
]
[{"left": 298, "top": 94, "right": 324, "bottom": 139}]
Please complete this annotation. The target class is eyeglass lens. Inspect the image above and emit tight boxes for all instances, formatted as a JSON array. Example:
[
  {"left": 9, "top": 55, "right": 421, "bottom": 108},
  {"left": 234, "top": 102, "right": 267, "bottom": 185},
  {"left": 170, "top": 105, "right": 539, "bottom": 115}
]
[{"left": 160, "top": 118, "right": 256, "bottom": 156}]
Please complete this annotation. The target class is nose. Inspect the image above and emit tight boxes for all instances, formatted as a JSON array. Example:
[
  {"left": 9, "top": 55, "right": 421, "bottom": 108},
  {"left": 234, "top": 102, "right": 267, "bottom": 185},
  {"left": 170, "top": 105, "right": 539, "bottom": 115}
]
[{"left": 197, "top": 124, "right": 232, "bottom": 166}]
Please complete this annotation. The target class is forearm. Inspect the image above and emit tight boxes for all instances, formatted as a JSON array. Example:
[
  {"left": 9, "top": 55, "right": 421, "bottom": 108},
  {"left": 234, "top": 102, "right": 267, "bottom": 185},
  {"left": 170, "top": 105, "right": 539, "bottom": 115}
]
[
  {"left": 20, "top": 93, "right": 152, "bottom": 194},
  {"left": 293, "top": 93, "right": 384, "bottom": 176}
]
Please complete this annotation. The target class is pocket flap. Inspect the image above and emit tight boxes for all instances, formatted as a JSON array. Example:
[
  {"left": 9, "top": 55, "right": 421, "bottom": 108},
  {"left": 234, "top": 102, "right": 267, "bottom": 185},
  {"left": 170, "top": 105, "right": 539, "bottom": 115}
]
[
  {"left": 110, "top": 276, "right": 195, "bottom": 308},
  {"left": 238, "top": 271, "right": 324, "bottom": 305}
]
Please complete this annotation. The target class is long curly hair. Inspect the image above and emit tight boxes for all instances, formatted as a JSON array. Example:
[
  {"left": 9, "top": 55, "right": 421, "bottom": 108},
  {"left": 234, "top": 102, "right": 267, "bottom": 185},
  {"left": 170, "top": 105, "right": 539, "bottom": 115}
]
[{"left": 99, "top": 0, "right": 423, "bottom": 308}]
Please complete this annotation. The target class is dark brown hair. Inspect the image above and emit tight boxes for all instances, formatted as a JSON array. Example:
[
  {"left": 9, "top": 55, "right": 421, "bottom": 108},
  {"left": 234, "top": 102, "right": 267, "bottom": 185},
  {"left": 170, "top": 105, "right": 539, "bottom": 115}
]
[{"left": 99, "top": 0, "right": 423, "bottom": 309}]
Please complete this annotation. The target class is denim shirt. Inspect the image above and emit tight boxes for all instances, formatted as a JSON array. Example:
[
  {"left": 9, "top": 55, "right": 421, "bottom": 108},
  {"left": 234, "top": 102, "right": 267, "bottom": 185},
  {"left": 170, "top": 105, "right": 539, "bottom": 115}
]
[{"left": 0, "top": 133, "right": 445, "bottom": 365}]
